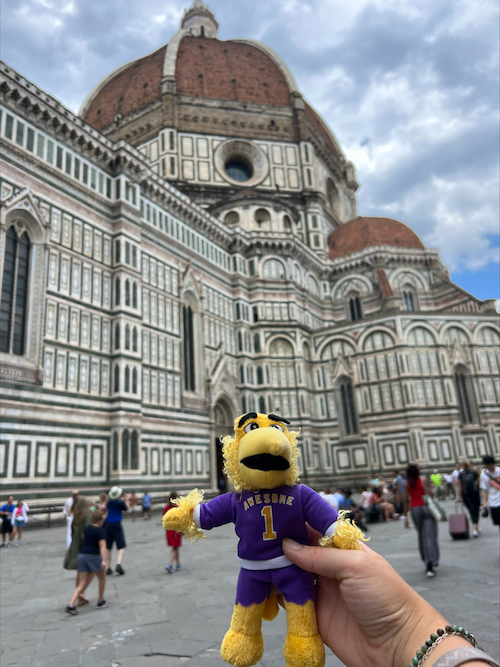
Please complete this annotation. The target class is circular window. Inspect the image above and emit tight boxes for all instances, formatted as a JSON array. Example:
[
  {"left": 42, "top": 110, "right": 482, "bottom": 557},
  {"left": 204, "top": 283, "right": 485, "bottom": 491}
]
[
  {"left": 225, "top": 159, "right": 253, "bottom": 183},
  {"left": 224, "top": 211, "right": 240, "bottom": 226},
  {"left": 214, "top": 140, "right": 268, "bottom": 187}
]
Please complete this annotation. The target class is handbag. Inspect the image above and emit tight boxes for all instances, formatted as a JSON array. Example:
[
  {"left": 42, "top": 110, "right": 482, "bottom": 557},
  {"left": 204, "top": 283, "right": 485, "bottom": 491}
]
[
  {"left": 481, "top": 507, "right": 489, "bottom": 518},
  {"left": 423, "top": 495, "right": 447, "bottom": 522}
]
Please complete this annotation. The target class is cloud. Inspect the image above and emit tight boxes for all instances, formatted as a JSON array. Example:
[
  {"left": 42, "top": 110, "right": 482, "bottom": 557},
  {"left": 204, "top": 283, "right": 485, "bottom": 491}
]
[{"left": 0, "top": 0, "right": 498, "bottom": 280}]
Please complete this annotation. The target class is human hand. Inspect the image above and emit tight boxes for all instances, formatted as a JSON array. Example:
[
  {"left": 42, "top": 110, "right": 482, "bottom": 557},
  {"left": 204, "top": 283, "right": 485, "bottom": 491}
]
[
  {"left": 101, "top": 561, "right": 107, "bottom": 571},
  {"left": 283, "top": 526, "right": 447, "bottom": 667}
]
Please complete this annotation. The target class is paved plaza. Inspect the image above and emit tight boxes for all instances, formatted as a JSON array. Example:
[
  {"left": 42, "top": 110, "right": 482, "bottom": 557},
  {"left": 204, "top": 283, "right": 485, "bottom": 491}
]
[{"left": 1, "top": 499, "right": 498, "bottom": 667}]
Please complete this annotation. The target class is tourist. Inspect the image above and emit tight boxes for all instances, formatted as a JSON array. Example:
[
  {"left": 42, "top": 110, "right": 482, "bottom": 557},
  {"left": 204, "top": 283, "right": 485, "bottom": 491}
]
[
  {"left": 63, "top": 496, "right": 91, "bottom": 605},
  {"left": 129, "top": 490, "right": 138, "bottom": 520},
  {"left": 65, "top": 508, "right": 108, "bottom": 615},
  {"left": 282, "top": 530, "right": 498, "bottom": 667},
  {"left": 457, "top": 459, "right": 481, "bottom": 537},
  {"left": 105, "top": 486, "right": 129, "bottom": 575},
  {"left": 319, "top": 488, "right": 338, "bottom": 509},
  {"left": 340, "top": 489, "right": 368, "bottom": 533},
  {"left": 163, "top": 492, "right": 182, "bottom": 573},
  {"left": 380, "top": 484, "right": 397, "bottom": 521},
  {"left": 430, "top": 469, "right": 444, "bottom": 500},
  {"left": 10, "top": 500, "right": 28, "bottom": 546},
  {"left": 92, "top": 492, "right": 108, "bottom": 514},
  {"left": 1, "top": 495, "right": 15, "bottom": 546},
  {"left": 443, "top": 471, "right": 456, "bottom": 499},
  {"left": 480, "top": 455, "right": 500, "bottom": 531},
  {"left": 63, "top": 490, "right": 79, "bottom": 549},
  {"left": 403, "top": 463, "right": 439, "bottom": 578},
  {"left": 142, "top": 490, "right": 152, "bottom": 520},
  {"left": 393, "top": 470, "right": 405, "bottom": 514}
]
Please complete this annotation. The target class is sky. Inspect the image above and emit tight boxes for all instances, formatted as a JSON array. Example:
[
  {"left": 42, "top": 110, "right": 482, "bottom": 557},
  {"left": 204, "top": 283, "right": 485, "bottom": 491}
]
[{"left": 1, "top": 0, "right": 499, "bottom": 301}]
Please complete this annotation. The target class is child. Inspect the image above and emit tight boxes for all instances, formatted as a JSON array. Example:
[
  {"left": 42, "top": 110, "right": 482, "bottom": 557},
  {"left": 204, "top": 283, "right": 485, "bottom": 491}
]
[
  {"left": 11, "top": 500, "right": 28, "bottom": 546},
  {"left": 65, "top": 508, "right": 108, "bottom": 615},
  {"left": 163, "top": 492, "right": 182, "bottom": 573}
]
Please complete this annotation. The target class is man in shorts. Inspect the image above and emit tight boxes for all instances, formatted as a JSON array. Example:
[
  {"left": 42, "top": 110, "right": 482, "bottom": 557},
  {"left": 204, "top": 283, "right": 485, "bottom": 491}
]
[
  {"left": 105, "top": 486, "right": 129, "bottom": 575},
  {"left": 480, "top": 455, "right": 500, "bottom": 530},
  {"left": 142, "top": 490, "right": 152, "bottom": 520},
  {"left": 1, "top": 495, "right": 15, "bottom": 546}
]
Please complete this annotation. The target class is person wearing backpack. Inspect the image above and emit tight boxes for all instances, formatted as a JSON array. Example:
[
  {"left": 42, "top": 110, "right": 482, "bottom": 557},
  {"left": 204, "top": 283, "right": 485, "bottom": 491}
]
[
  {"left": 480, "top": 455, "right": 500, "bottom": 530},
  {"left": 457, "top": 459, "right": 481, "bottom": 537}
]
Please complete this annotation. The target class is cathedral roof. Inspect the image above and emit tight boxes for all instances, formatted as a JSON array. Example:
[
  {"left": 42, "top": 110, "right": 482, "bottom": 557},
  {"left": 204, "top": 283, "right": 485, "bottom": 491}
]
[{"left": 327, "top": 216, "right": 425, "bottom": 259}]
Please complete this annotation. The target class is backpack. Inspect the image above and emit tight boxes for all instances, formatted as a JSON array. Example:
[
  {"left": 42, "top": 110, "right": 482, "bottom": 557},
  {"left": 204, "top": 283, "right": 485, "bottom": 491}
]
[{"left": 461, "top": 471, "right": 477, "bottom": 495}]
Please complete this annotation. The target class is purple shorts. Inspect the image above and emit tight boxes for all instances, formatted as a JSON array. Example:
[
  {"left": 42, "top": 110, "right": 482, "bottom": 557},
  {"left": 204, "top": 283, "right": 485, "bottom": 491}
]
[{"left": 235, "top": 564, "right": 315, "bottom": 607}]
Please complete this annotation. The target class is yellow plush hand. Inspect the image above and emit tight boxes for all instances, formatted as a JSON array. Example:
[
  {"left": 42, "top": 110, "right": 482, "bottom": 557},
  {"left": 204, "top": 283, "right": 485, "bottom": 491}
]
[
  {"left": 319, "top": 510, "right": 369, "bottom": 551},
  {"left": 162, "top": 488, "right": 207, "bottom": 542}
]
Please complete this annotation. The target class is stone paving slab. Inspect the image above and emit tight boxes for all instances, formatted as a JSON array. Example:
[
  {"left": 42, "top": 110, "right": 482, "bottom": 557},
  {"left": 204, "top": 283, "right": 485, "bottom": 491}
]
[{"left": 1, "top": 499, "right": 498, "bottom": 666}]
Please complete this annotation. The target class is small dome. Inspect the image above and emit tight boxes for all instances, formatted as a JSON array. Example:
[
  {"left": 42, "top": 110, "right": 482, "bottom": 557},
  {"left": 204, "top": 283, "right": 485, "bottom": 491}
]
[{"left": 327, "top": 216, "right": 425, "bottom": 259}]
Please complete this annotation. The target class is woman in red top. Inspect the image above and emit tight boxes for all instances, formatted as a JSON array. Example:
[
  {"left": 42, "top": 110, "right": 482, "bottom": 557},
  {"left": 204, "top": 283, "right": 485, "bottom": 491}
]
[
  {"left": 403, "top": 463, "right": 440, "bottom": 578},
  {"left": 163, "top": 491, "right": 182, "bottom": 574}
]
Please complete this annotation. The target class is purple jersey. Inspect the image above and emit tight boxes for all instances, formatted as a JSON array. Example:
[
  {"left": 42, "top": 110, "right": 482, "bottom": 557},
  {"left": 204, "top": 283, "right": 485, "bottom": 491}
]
[{"left": 197, "top": 484, "right": 338, "bottom": 562}]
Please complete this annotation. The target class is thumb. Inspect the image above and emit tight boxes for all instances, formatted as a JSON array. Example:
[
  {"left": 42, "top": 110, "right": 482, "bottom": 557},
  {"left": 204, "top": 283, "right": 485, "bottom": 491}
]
[{"left": 283, "top": 538, "right": 370, "bottom": 581}]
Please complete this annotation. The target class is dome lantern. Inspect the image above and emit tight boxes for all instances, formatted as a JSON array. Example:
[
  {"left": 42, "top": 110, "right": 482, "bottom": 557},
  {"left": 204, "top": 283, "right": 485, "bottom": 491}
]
[{"left": 180, "top": 0, "right": 219, "bottom": 38}]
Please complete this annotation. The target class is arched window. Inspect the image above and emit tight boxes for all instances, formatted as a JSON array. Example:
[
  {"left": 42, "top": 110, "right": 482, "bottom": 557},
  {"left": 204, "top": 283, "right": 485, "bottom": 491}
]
[
  {"left": 248, "top": 366, "right": 254, "bottom": 384},
  {"left": 125, "top": 365, "right": 130, "bottom": 392},
  {"left": 262, "top": 258, "right": 285, "bottom": 279},
  {"left": 257, "top": 366, "right": 263, "bottom": 385},
  {"left": 132, "top": 282, "right": 138, "bottom": 309},
  {"left": 183, "top": 304, "right": 195, "bottom": 391},
  {"left": 0, "top": 227, "right": 30, "bottom": 355},
  {"left": 454, "top": 366, "right": 477, "bottom": 425},
  {"left": 255, "top": 208, "right": 270, "bottom": 226},
  {"left": 241, "top": 395, "right": 247, "bottom": 412},
  {"left": 112, "top": 431, "right": 119, "bottom": 471},
  {"left": 125, "top": 279, "right": 130, "bottom": 306},
  {"left": 238, "top": 331, "right": 243, "bottom": 352},
  {"left": 337, "top": 377, "right": 358, "bottom": 436},
  {"left": 132, "top": 326, "right": 138, "bottom": 352},
  {"left": 283, "top": 215, "right": 291, "bottom": 231},
  {"left": 402, "top": 289, "right": 415, "bottom": 311},
  {"left": 348, "top": 295, "right": 362, "bottom": 321},
  {"left": 239, "top": 365, "right": 245, "bottom": 383},
  {"left": 115, "top": 277, "right": 120, "bottom": 305},
  {"left": 132, "top": 367, "right": 138, "bottom": 394},
  {"left": 225, "top": 211, "right": 240, "bottom": 227},
  {"left": 258, "top": 395, "right": 266, "bottom": 413},
  {"left": 122, "top": 429, "right": 129, "bottom": 470},
  {"left": 249, "top": 394, "right": 255, "bottom": 411},
  {"left": 114, "top": 365, "right": 120, "bottom": 393},
  {"left": 254, "top": 333, "right": 261, "bottom": 353},
  {"left": 125, "top": 324, "right": 130, "bottom": 350},
  {"left": 131, "top": 430, "right": 139, "bottom": 468},
  {"left": 114, "top": 322, "right": 120, "bottom": 349}
]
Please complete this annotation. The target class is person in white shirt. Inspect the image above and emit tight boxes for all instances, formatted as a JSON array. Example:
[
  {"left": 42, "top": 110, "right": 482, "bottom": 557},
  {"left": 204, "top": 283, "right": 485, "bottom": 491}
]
[
  {"left": 480, "top": 455, "right": 500, "bottom": 530},
  {"left": 63, "top": 490, "right": 79, "bottom": 549},
  {"left": 319, "top": 488, "right": 339, "bottom": 510}
]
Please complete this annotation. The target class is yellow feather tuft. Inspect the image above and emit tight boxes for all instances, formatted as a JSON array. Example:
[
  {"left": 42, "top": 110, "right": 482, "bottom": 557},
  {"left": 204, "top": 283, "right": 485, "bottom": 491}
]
[
  {"left": 162, "top": 488, "right": 207, "bottom": 542},
  {"left": 319, "top": 510, "right": 369, "bottom": 551}
]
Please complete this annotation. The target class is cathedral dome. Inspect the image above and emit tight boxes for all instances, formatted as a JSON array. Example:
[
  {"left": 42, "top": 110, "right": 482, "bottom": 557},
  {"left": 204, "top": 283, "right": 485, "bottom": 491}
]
[{"left": 327, "top": 216, "right": 425, "bottom": 259}]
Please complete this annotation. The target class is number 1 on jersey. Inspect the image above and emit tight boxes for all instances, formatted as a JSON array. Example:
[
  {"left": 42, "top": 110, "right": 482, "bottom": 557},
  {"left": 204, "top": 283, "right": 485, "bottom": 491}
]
[{"left": 261, "top": 505, "right": 277, "bottom": 541}]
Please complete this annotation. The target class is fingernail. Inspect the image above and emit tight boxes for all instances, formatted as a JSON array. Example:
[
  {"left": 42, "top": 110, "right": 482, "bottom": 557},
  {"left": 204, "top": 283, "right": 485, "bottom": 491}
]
[{"left": 283, "top": 538, "right": 303, "bottom": 551}]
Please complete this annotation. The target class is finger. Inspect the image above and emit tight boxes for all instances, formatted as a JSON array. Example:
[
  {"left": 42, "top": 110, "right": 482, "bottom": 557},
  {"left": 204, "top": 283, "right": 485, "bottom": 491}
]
[{"left": 283, "top": 538, "right": 369, "bottom": 581}]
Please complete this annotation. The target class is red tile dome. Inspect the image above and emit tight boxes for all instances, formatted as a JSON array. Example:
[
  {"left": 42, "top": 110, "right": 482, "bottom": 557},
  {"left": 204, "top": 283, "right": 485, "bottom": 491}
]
[{"left": 327, "top": 216, "right": 425, "bottom": 259}]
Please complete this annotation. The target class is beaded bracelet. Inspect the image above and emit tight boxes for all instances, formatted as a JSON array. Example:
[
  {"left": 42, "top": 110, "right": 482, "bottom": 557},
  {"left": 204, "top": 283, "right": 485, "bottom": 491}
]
[{"left": 410, "top": 625, "right": 478, "bottom": 667}]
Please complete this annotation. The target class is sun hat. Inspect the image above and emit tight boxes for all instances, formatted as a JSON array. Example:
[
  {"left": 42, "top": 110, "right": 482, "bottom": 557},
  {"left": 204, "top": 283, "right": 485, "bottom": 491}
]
[{"left": 108, "top": 486, "right": 123, "bottom": 500}]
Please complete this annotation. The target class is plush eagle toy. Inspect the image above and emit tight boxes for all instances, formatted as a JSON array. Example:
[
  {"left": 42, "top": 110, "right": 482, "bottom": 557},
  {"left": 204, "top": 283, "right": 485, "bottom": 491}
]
[{"left": 162, "top": 412, "right": 366, "bottom": 667}]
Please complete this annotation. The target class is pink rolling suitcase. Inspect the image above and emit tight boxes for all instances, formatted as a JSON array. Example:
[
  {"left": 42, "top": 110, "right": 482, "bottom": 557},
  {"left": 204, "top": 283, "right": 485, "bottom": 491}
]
[{"left": 449, "top": 502, "right": 469, "bottom": 539}]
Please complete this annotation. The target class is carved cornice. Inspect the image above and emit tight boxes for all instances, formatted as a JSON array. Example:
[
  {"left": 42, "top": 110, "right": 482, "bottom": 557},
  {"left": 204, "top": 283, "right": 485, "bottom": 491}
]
[{"left": 328, "top": 246, "right": 444, "bottom": 279}]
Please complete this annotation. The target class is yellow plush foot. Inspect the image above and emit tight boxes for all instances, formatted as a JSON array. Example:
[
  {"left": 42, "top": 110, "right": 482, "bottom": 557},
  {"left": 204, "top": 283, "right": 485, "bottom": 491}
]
[
  {"left": 283, "top": 633, "right": 325, "bottom": 667},
  {"left": 220, "top": 628, "right": 264, "bottom": 667}
]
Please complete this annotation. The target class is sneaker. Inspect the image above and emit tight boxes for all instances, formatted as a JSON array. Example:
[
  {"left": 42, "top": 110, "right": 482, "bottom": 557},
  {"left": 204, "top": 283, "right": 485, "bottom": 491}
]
[
  {"left": 427, "top": 570, "right": 436, "bottom": 578},
  {"left": 175, "top": 564, "right": 182, "bottom": 571},
  {"left": 473, "top": 530, "right": 479, "bottom": 538},
  {"left": 14, "top": 542, "right": 19, "bottom": 547},
  {"left": 0, "top": 543, "right": 5, "bottom": 547},
  {"left": 6, "top": 542, "right": 11, "bottom": 548},
  {"left": 65, "top": 605, "right": 79, "bottom": 615},
  {"left": 115, "top": 564, "right": 125, "bottom": 575},
  {"left": 106, "top": 568, "right": 113, "bottom": 576},
  {"left": 97, "top": 599, "right": 109, "bottom": 608},
  {"left": 165, "top": 564, "right": 174, "bottom": 573}
]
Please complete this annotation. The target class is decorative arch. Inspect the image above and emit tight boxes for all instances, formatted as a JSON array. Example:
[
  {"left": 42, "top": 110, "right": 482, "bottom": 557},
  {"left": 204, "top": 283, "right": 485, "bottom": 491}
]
[
  {"left": 292, "top": 263, "right": 302, "bottom": 286},
  {"left": 319, "top": 337, "right": 356, "bottom": 361},
  {"left": 405, "top": 324, "right": 437, "bottom": 347},
  {"left": 441, "top": 324, "right": 471, "bottom": 346},
  {"left": 390, "top": 268, "right": 427, "bottom": 291},
  {"left": 474, "top": 325, "right": 500, "bottom": 346},
  {"left": 261, "top": 257, "right": 286, "bottom": 280},
  {"left": 306, "top": 274, "right": 320, "bottom": 298},
  {"left": 268, "top": 336, "right": 295, "bottom": 357},
  {"left": 332, "top": 274, "right": 371, "bottom": 302},
  {"left": 360, "top": 328, "right": 396, "bottom": 352}
]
